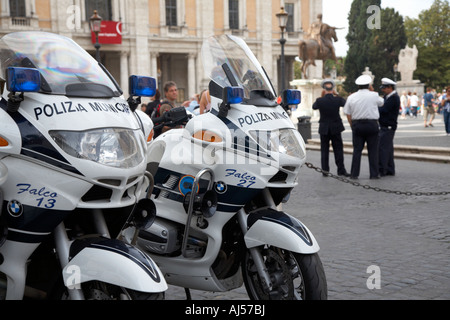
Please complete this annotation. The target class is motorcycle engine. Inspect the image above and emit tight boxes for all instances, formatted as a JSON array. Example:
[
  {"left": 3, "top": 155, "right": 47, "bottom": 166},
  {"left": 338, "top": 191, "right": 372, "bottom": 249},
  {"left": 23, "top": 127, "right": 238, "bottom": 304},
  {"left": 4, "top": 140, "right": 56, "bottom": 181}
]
[
  {"left": 138, "top": 218, "right": 180, "bottom": 255},
  {"left": 137, "top": 218, "right": 207, "bottom": 258}
]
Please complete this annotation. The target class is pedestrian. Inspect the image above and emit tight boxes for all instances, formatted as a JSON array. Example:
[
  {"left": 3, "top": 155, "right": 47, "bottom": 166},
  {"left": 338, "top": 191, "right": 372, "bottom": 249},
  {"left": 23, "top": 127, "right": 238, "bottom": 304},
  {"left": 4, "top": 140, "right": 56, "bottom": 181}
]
[
  {"left": 441, "top": 86, "right": 450, "bottom": 136},
  {"left": 343, "top": 75, "right": 384, "bottom": 180},
  {"left": 154, "top": 81, "right": 179, "bottom": 137},
  {"left": 400, "top": 91, "right": 408, "bottom": 119},
  {"left": 410, "top": 92, "right": 419, "bottom": 118},
  {"left": 186, "top": 93, "right": 200, "bottom": 115},
  {"left": 378, "top": 78, "right": 401, "bottom": 177},
  {"left": 423, "top": 88, "right": 435, "bottom": 127},
  {"left": 199, "top": 89, "right": 211, "bottom": 114},
  {"left": 146, "top": 89, "right": 161, "bottom": 117},
  {"left": 312, "top": 79, "right": 350, "bottom": 177},
  {"left": 406, "top": 92, "right": 412, "bottom": 117}
]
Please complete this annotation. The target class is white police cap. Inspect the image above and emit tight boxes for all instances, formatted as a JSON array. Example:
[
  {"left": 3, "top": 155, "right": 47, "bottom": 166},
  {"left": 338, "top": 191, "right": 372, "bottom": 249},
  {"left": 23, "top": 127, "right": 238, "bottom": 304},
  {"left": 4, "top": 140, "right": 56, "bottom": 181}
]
[
  {"left": 321, "top": 78, "right": 335, "bottom": 89},
  {"left": 381, "top": 78, "right": 396, "bottom": 86},
  {"left": 355, "top": 75, "right": 372, "bottom": 86}
]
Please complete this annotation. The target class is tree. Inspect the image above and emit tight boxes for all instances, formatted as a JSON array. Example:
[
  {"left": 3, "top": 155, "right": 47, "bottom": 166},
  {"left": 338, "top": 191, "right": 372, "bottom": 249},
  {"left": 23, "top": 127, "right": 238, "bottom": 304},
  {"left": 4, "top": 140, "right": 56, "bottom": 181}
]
[
  {"left": 404, "top": 0, "right": 450, "bottom": 90},
  {"left": 344, "top": 1, "right": 407, "bottom": 93},
  {"left": 344, "top": 0, "right": 381, "bottom": 93},
  {"left": 367, "top": 8, "right": 407, "bottom": 91}
]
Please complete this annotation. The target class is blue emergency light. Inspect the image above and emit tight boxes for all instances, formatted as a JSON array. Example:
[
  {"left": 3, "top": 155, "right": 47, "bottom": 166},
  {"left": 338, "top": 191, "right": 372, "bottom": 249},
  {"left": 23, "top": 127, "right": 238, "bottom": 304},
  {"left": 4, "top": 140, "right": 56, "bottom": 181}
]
[
  {"left": 284, "top": 89, "right": 301, "bottom": 105},
  {"left": 129, "top": 76, "right": 157, "bottom": 97},
  {"left": 6, "top": 67, "right": 41, "bottom": 93},
  {"left": 224, "top": 86, "right": 244, "bottom": 104}
]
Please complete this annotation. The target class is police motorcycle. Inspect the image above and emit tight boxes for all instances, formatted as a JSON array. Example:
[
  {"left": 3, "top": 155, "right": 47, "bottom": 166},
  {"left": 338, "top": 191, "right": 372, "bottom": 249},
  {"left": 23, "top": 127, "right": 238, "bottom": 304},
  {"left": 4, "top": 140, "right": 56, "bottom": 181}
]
[
  {"left": 121, "top": 34, "right": 327, "bottom": 300},
  {"left": 0, "top": 31, "right": 167, "bottom": 300}
]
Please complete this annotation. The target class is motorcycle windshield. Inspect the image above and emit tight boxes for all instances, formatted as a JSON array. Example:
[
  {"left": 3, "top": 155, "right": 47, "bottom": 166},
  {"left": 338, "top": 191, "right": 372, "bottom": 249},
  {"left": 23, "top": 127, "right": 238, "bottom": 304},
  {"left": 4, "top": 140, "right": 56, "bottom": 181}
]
[
  {"left": 0, "top": 32, "right": 121, "bottom": 98},
  {"left": 202, "top": 35, "right": 276, "bottom": 104}
]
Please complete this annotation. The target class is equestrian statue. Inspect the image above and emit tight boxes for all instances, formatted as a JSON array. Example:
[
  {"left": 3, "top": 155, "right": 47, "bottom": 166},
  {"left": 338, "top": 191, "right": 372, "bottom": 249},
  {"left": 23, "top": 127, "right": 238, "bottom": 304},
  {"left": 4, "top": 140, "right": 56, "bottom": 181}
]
[{"left": 299, "top": 14, "right": 341, "bottom": 79}]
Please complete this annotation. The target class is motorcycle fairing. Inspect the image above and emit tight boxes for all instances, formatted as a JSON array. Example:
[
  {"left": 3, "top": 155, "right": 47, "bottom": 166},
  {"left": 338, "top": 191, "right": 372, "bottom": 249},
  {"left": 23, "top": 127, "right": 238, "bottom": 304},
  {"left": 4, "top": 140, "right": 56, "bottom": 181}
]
[
  {"left": 152, "top": 167, "right": 261, "bottom": 213},
  {"left": 208, "top": 108, "right": 273, "bottom": 161},
  {"left": 244, "top": 208, "right": 320, "bottom": 254},
  {"left": 2, "top": 203, "right": 70, "bottom": 243},
  {"left": 0, "top": 99, "right": 82, "bottom": 175},
  {"left": 64, "top": 237, "right": 167, "bottom": 292}
]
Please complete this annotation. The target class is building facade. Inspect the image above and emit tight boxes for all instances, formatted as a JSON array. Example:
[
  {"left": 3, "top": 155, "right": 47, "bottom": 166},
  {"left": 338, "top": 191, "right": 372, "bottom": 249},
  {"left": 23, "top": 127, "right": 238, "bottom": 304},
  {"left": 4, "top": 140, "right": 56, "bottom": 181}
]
[{"left": 0, "top": 0, "right": 322, "bottom": 102}]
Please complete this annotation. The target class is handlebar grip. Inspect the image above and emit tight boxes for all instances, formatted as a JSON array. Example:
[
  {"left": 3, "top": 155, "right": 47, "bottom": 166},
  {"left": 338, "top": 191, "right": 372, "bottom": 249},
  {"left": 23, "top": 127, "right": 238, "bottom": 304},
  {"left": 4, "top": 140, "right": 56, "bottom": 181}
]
[{"left": 151, "top": 115, "right": 166, "bottom": 124}]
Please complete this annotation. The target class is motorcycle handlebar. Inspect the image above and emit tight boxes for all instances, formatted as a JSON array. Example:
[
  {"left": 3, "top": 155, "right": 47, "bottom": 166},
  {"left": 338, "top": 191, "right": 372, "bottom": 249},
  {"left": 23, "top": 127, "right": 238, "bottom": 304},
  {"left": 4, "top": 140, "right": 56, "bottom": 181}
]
[{"left": 151, "top": 107, "right": 191, "bottom": 130}]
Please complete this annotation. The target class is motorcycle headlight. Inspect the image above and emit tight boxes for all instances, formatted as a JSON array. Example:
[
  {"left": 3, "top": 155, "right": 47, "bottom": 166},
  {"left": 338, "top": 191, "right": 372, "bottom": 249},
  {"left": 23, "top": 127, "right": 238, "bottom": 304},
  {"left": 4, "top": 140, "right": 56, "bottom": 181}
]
[
  {"left": 249, "top": 129, "right": 306, "bottom": 159},
  {"left": 50, "top": 128, "right": 145, "bottom": 168}
]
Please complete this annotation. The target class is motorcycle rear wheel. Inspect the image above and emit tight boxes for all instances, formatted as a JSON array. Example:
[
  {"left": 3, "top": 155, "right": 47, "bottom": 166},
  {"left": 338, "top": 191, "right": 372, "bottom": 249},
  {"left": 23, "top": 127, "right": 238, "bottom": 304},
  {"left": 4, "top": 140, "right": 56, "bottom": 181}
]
[{"left": 242, "top": 246, "right": 327, "bottom": 300}]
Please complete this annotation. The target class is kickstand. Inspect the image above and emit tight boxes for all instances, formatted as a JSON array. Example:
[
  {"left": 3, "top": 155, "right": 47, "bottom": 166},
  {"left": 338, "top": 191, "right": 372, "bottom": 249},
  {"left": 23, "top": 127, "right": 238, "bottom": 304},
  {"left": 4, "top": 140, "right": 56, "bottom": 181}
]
[{"left": 184, "top": 288, "right": 192, "bottom": 300}]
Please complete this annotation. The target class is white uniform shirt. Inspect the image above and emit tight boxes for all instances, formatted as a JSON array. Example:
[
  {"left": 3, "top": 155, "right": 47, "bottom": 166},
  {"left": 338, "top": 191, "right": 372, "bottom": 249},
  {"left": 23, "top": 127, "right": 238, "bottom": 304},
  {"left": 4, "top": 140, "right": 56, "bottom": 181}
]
[{"left": 344, "top": 89, "right": 384, "bottom": 120}]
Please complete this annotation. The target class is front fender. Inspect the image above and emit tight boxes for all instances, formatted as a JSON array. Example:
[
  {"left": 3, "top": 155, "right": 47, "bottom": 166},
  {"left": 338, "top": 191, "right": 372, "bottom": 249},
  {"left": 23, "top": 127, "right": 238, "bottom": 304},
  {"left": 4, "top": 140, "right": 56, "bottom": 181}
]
[
  {"left": 62, "top": 238, "right": 167, "bottom": 293},
  {"left": 244, "top": 209, "right": 320, "bottom": 254}
]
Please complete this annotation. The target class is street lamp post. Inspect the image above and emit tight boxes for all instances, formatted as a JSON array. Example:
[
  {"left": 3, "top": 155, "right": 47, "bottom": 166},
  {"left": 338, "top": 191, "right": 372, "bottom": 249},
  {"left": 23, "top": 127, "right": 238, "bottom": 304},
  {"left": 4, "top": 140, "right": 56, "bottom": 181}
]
[
  {"left": 90, "top": 10, "right": 103, "bottom": 63},
  {"left": 276, "top": 7, "right": 289, "bottom": 95},
  {"left": 393, "top": 63, "right": 398, "bottom": 82}
]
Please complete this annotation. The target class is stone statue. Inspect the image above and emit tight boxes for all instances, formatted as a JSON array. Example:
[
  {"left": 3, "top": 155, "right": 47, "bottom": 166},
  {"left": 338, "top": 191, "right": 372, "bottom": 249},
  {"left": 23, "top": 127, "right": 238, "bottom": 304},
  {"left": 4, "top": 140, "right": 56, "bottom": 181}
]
[
  {"left": 299, "top": 14, "right": 341, "bottom": 79},
  {"left": 397, "top": 45, "right": 418, "bottom": 83},
  {"left": 362, "top": 67, "right": 375, "bottom": 84}
]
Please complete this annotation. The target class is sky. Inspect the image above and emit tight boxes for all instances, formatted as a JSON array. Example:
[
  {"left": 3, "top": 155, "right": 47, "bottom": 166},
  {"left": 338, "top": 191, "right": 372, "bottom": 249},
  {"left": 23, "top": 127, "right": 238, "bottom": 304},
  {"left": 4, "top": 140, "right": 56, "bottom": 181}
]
[{"left": 322, "top": 0, "right": 437, "bottom": 57}]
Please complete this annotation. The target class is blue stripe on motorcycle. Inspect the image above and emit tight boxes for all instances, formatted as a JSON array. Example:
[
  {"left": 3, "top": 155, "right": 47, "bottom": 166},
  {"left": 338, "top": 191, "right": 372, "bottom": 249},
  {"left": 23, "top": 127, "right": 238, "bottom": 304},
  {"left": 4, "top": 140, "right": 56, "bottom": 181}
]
[
  {"left": 153, "top": 167, "right": 262, "bottom": 210},
  {"left": 91, "top": 243, "right": 162, "bottom": 283},
  {"left": 2, "top": 201, "right": 71, "bottom": 243},
  {"left": 248, "top": 209, "right": 313, "bottom": 246},
  {"left": 6, "top": 228, "right": 50, "bottom": 243},
  {"left": 0, "top": 103, "right": 82, "bottom": 176},
  {"left": 70, "top": 238, "right": 162, "bottom": 283}
]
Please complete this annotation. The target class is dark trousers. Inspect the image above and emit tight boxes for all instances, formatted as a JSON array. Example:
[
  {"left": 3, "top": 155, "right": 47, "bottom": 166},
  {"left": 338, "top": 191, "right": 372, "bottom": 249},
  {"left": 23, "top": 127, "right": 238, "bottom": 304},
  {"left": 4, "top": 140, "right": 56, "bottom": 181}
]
[
  {"left": 320, "top": 133, "right": 347, "bottom": 174},
  {"left": 379, "top": 127, "right": 396, "bottom": 176},
  {"left": 444, "top": 109, "right": 450, "bottom": 134},
  {"left": 351, "top": 120, "right": 380, "bottom": 178}
]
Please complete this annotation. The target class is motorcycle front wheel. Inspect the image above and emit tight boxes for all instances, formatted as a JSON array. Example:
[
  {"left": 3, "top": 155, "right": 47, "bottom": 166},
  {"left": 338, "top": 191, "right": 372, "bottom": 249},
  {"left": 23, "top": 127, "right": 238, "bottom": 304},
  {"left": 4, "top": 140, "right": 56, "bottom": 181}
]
[
  {"left": 242, "top": 246, "right": 327, "bottom": 300},
  {"left": 56, "top": 281, "right": 164, "bottom": 300}
]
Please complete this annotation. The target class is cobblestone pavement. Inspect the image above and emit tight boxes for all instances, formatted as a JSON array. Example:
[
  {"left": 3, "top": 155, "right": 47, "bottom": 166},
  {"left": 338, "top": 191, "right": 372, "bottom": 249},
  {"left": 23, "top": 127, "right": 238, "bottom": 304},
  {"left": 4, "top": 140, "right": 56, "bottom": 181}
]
[{"left": 164, "top": 149, "right": 450, "bottom": 300}]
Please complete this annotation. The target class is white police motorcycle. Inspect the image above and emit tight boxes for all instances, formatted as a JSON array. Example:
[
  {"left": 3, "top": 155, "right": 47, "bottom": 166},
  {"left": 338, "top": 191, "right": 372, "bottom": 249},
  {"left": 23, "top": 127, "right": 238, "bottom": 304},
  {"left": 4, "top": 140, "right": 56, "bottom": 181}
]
[
  {"left": 122, "top": 35, "right": 327, "bottom": 300},
  {"left": 0, "top": 31, "right": 167, "bottom": 300}
]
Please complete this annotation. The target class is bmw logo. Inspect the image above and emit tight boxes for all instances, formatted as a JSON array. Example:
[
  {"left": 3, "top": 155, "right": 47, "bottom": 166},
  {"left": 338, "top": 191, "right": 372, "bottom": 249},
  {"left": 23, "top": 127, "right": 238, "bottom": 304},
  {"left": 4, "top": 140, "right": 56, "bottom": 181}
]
[
  {"left": 215, "top": 181, "right": 227, "bottom": 194},
  {"left": 7, "top": 200, "right": 23, "bottom": 217}
]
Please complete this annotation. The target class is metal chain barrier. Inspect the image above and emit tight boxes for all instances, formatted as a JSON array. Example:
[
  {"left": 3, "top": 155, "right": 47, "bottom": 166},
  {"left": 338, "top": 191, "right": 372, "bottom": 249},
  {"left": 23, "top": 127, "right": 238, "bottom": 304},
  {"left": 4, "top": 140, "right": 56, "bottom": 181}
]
[{"left": 305, "top": 162, "right": 450, "bottom": 196}]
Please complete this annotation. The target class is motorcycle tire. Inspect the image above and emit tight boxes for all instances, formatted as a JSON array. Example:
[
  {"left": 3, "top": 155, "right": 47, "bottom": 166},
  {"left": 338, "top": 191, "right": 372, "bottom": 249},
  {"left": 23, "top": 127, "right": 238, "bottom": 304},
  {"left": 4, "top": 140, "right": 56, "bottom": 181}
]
[
  {"left": 242, "top": 246, "right": 327, "bottom": 300},
  {"left": 54, "top": 280, "right": 164, "bottom": 300}
]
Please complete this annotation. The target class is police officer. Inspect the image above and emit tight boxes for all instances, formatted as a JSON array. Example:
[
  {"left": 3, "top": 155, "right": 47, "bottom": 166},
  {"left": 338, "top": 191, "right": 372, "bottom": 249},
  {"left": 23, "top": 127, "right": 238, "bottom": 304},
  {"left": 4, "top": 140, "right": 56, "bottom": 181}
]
[
  {"left": 378, "top": 78, "right": 401, "bottom": 177},
  {"left": 344, "top": 75, "right": 384, "bottom": 179},
  {"left": 312, "top": 79, "right": 350, "bottom": 177}
]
